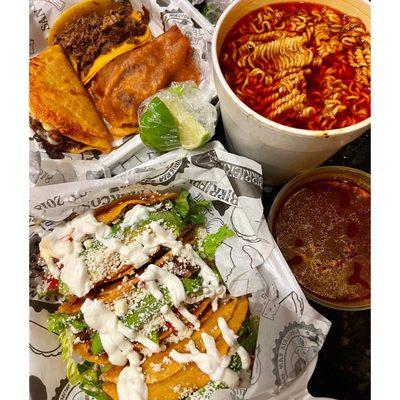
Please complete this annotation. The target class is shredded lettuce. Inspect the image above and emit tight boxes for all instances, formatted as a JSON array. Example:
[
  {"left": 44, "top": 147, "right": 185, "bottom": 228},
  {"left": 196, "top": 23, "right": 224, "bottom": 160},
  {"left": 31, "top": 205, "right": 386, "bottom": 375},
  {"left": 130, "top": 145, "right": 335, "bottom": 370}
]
[
  {"left": 91, "top": 332, "right": 104, "bottom": 356},
  {"left": 59, "top": 329, "right": 81, "bottom": 385},
  {"left": 187, "top": 198, "right": 210, "bottom": 225},
  {"left": 79, "top": 362, "right": 111, "bottom": 400},
  {"left": 150, "top": 331, "right": 159, "bottom": 344},
  {"left": 47, "top": 312, "right": 87, "bottom": 335},
  {"left": 59, "top": 336, "right": 111, "bottom": 399},
  {"left": 237, "top": 316, "right": 259, "bottom": 354},
  {"left": 58, "top": 279, "right": 70, "bottom": 296},
  {"left": 200, "top": 225, "right": 235, "bottom": 261},
  {"left": 228, "top": 353, "right": 242, "bottom": 372},
  {"left": 174, "top": 190, "right": 190, "bottom": 218},
  {"left": 145, "top": 211, "right": 184, "bottom": 235}
]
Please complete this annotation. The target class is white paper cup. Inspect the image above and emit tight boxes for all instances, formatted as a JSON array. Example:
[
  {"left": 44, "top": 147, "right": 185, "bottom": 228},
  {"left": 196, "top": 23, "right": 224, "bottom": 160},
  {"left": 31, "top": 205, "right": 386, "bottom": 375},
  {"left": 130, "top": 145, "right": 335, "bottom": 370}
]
[{"left": 211, "top": 0, "right": 371, "bottom": 185}]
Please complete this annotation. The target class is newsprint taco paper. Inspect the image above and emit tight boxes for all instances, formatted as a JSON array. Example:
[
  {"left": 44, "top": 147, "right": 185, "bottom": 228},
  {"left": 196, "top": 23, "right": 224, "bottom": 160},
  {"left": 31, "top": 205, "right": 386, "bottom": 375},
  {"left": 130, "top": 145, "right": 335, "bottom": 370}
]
[
  {"left": 29, "top": 0, "right": 215, "bottom": 187},
  {"left": 29, "top": 142, "right": 331, "bottom": 400}
]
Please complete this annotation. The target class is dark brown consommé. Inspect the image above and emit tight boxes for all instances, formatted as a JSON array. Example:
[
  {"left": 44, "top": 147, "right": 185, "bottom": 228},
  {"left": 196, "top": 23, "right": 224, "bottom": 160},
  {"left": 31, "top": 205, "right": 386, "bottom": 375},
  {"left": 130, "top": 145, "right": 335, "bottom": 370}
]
[
  {"left": 272, "top": 178, "right": 370, "bottom": 304},
  {"left": 219, "top": 2, "right": 371, "bottom": 130}
]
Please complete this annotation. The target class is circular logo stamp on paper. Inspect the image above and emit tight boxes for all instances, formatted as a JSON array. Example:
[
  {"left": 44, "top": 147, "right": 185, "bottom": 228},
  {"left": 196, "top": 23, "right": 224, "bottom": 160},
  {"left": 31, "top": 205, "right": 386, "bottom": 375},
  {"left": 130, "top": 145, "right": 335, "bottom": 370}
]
[
  {"left": 53, "top": 378, "right": 87, "bottom": 400},
  {"left": 272, "top": 321, "right": 325, "bottom": 387}
]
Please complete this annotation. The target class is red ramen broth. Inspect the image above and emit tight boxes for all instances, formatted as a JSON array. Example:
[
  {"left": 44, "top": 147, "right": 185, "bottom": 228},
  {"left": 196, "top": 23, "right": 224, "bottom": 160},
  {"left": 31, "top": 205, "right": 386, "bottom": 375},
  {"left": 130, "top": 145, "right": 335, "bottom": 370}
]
[
  {"left": 272, "top": 178, "right": 370, "bottom": 304},
  {"left": 219, "top": 2, "right": 371, "bottom": 130}
]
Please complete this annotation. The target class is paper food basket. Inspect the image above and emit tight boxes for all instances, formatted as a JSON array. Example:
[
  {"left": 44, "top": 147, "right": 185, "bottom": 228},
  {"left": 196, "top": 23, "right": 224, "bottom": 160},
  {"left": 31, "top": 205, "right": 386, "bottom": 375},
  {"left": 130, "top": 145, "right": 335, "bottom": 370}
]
[{"left": 29, "top": 141, "right": 332, "bottom": 400}]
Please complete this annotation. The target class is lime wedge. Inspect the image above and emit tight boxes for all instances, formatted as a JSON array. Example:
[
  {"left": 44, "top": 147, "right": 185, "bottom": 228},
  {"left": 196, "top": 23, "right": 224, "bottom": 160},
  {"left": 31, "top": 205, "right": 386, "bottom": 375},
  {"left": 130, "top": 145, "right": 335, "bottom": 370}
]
[
  {"left": 139, "top": 97, "right": 180, "bottom": 153},
  {"left": 162, "top": 98, "right": 211, "bottom": 150}
]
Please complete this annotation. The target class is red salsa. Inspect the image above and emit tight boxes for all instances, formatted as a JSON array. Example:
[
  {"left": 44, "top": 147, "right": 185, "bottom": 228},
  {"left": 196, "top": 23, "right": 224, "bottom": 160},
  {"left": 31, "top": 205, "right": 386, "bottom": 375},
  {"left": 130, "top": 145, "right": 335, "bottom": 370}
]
[{"left": 272, "top": 178, "right": 370, "bottom": 305}]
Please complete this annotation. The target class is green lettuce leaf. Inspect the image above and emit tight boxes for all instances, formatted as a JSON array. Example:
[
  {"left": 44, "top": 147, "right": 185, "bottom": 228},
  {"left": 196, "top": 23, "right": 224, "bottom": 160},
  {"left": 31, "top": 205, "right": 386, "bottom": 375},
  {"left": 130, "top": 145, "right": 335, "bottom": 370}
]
[
  {"left": 238, "top": 315, "right": 259, "bottom": 354},
  {"left": 47, "top": 312, "right": 87, "bottom": 335},
  {"left": 201, "top": 225, "right": 235, "bottom": 261},
  {"left": 174, "top": 190, "right": 190, "bottom": 218},
  {"left": 59, "top": 329, "right": 81, "bottom": 385},
  {"left": 187, "top": 199, "right": 210, "bottom": 225}
]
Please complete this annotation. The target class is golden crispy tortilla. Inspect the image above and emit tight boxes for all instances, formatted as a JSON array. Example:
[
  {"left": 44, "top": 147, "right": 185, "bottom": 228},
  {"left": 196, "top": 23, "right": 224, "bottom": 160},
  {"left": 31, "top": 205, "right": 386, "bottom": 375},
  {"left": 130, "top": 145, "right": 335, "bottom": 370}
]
[
  {"left": 29, "top": 45, "right": 112, "bottom": 153},
  {"left": 89, "top": 26, "right": 201, "bottom": 137},
  {"left": 101, "top": 297, "right": 249, "bottom": 400}
]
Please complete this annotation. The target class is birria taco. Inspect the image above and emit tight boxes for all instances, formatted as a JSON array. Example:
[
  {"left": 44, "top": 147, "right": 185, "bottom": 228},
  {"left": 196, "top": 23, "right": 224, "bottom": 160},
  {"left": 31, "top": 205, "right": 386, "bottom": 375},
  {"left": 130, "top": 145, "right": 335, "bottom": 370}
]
[
  {"left": 37, "top": 190, "right": 258, "bottom": 400},
  {"left": 47, "top": 0, "right": 151, "bottom": 85},
  {"left": 29, "top": 45, "right": 113, "bottom": 157},
  {"left": 89, "top": 26, "right": 201, "bottom": 138}
]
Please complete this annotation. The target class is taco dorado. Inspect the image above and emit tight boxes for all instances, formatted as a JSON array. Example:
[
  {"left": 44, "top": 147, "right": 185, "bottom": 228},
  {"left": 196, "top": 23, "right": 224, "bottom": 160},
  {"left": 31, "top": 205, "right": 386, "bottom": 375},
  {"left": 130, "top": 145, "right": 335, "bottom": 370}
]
[
  {"left": 47, "top": 0, "right": 151, "bottom": 85},
  {"left": 29, "top": 45, "right": 113, "bottom": 157},
  {"left": 37, "top": 190, "right": 258, "bottom": 400}
]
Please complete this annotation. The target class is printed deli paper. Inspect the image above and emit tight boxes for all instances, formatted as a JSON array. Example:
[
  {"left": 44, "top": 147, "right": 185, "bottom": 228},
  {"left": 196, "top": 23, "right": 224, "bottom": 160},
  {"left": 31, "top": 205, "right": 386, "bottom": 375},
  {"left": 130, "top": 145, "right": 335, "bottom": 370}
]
[
  {"left": 29, "top": 142, "right": 331, "bottom": 400},
  {"left": 29, "top": 0, "right": 215, "bottom": 187}
]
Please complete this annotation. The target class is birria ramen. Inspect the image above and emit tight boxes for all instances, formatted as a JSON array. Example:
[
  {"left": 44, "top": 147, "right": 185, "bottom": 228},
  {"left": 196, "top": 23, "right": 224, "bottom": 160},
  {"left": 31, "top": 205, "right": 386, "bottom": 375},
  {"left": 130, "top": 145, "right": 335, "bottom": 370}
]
[{"left": 219, "top": 2, "right": 371, "bottom": 130}]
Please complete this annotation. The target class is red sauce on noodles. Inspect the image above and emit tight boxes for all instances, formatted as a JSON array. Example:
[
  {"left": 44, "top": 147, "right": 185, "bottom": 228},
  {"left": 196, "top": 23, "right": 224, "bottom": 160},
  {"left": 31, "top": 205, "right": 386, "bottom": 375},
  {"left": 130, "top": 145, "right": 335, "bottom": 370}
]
[{"left": 219, "top": 3, "right": 371, "bottom": 130}]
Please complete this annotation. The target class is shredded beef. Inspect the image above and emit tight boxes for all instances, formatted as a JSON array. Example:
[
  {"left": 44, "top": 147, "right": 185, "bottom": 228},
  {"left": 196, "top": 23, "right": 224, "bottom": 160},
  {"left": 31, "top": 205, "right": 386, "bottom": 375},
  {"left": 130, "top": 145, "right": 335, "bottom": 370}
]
[
  {"left": 29, "top": 116, "right": 84, "bottom": 159},
  {"left": 54, "top": 4, "right": 149, "bottom": 76},
  {"left": 168, "top": 256, "right": 200, "bottom": 278},
  {"left": 75, "top": 328, "right": 93, "bottom": 343}
]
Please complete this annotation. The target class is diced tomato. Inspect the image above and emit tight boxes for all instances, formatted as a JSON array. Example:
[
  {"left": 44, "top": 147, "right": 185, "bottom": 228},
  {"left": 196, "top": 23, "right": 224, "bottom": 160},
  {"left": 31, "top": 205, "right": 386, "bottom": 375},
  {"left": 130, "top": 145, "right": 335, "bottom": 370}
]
[
  {"left": 165, "top": 322, "right": 177, "bottom": 334},
  {"left": 46, "top": 277, "right": 59, "bottom": 291}
]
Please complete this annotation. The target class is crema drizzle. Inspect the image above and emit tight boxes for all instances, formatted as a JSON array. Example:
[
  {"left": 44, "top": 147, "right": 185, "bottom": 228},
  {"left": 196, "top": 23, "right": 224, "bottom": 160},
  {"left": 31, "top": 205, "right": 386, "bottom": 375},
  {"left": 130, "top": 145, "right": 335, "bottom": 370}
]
[{"left": 41, "top": 210, "right": 223, "bottom": 301}]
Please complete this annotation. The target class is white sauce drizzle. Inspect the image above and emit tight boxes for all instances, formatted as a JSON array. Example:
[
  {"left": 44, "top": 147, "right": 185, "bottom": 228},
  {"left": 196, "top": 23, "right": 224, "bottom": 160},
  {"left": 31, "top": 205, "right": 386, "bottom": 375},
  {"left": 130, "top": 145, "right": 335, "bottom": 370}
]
[
  {"left": 211, "top": 286, "right": 227, "bottom": 311},
  {"left": 81, "top": 299, "right": 134, "bottom": 366},
  {"left": 218, "top": 317, "right": 251, "bottom": 370},
  {"left": 139, "top": 264, "right": 201, "bottom": 332},
  {"left": 117, "top": 352, "right": 148, "bottom": 400},
  {"left": 120, "top": 205, "right": 153, "bottom": 230},
  {"left": 140, "top": 264, "right": 186, "bottom": 307},
  {"left": 177, "top": 306, "right": 200, "bottom": 330},
  {"left": 169, "top": 317, "right": 251, "bottom": 388},
  {"left": 170, "top": 333, "right": 232, "bottom": 382},
  {"left": 40, "top": 211, "right": 175, "bottom": 296},
  {"left": 173, "top": 244, "right": 220, "bottom": 292},
  {"left": 161, "top": 305, "right": 190, "bottom": 335},
  {"left": 41, "top": 210, "right": 225, "bottom": 304}
]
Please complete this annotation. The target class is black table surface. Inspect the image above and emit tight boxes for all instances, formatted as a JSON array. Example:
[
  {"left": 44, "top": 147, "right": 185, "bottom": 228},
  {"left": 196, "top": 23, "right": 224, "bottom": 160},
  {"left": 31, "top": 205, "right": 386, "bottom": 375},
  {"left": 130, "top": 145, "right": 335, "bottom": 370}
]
[{"left": 215, "top": 116, "right": 371, "bottom": 399}]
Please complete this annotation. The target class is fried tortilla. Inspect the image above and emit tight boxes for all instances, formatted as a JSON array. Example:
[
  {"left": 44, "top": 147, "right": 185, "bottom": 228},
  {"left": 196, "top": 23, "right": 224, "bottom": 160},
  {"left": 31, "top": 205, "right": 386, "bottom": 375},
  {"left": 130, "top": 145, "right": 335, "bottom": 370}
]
[
  {"left": 48, "top": 0, "right": 151, "bottom": 85},
  {"left": 89, "top": 26, "right": 201, "bottom": 137},
  {"left": 29, "top": 45, "right": 112, "bottom": 154},
  {"left": 100, "top": 297, "right": 249, "bottom": 400}
]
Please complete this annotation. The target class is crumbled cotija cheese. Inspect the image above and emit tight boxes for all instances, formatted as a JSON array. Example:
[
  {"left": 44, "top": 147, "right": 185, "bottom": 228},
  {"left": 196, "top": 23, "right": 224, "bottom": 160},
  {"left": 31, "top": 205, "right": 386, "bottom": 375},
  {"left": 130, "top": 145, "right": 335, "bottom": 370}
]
[
  {"left": 113, "top": 298, "right": 128, "bottom": 317},
  {"left": 84, "top": 245, "right": 124, "bottom": 283},
  {"left": 149, "top": 362, "right": 162, "bottom": 373}
]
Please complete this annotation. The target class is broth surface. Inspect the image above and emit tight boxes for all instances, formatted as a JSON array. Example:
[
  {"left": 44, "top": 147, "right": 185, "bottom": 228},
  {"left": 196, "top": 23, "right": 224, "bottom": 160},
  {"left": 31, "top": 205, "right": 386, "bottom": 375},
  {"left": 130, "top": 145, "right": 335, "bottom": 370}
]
[{"left": 272, "top": 178, "right": 370, "bottom": 303}]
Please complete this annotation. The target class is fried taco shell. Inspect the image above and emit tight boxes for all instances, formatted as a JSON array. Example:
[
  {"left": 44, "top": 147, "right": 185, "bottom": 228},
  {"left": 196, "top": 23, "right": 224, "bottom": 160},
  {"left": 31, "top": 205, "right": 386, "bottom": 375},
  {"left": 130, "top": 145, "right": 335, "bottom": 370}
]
[
  {"left": 29, "top": 45, "right": 112, "bottom": 154},
  {"left": 89, "top": 26, "right": 201, "bottom": 137},
  {"left": 48, "top": 0, "right": 151, "bottom": 85},
  {"left": 101, "top": 297, "right": 249, "bottom": 400}
]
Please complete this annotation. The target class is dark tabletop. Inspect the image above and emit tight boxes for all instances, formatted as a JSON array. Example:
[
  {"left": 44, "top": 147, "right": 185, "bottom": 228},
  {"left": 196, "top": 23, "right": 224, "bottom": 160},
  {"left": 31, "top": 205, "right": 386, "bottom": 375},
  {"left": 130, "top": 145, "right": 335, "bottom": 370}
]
[
  {"left": 215, "top": 114, "right": 371, "bottom": 399},
  {"left": 260, "top": 132, "right": 370, "bottom": 400}
]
